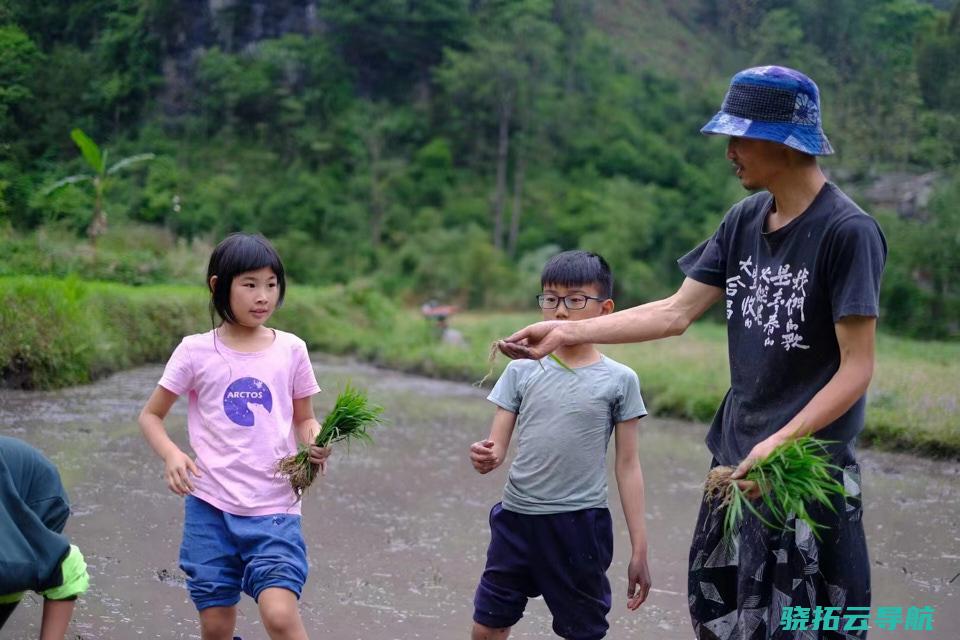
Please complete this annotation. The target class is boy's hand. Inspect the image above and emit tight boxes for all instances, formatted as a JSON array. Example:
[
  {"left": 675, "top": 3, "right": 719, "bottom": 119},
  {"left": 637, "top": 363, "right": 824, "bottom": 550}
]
[
  {"left": 308, "top": 444, "right": 332, "bottom": 476},
  {"left": 627, "top": 553, "right": 651, "bottom": 610},
  {"left": 162, "top": 448, "right": 201, "bottom": 496},
  {"left": 469, "top": 440, "right": 502, "bottom": 474}
]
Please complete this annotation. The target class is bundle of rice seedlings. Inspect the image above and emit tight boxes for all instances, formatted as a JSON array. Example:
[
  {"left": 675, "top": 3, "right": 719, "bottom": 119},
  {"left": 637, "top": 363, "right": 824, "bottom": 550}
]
[
  {"left": 276, "top": 383, "right": 384, "bottom": 498},
  {"left": 703, "top": 436, "right": 848, "bottom": 540},
  {"left": 477, "top": 340, "right": 575, "bottom": 386}
]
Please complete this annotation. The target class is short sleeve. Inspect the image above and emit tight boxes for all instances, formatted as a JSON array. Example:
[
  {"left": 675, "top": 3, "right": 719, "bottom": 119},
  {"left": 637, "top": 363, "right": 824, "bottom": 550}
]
[
  {"left": 487, "top": 361, "right": 523, "bottom": 413},
  {"left": 678, "top": 217, "right": 729, "bottom": 288},
  {"left": 614, "top": 369, "right": 647, "bottom": 423},
  {"left": 292, "top": 340, "right": 321, "bottom": 399},
  {"left": 826, "top": 215, "right": 887, "bottom": 322},
  {"left": 158, "top": 339, "right": 194, "bottom": 396}
]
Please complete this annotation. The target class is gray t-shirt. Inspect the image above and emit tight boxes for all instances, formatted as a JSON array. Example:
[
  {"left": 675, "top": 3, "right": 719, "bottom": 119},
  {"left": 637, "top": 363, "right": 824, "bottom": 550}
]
[{"left": 488, "top": 355, "right": 647, "bottom": 515}]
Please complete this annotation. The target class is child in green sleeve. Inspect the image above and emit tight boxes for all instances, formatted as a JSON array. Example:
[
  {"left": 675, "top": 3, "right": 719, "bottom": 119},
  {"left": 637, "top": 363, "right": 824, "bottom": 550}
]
[{"left": 0, "top": 435, "right": 90, "bottom": 638}]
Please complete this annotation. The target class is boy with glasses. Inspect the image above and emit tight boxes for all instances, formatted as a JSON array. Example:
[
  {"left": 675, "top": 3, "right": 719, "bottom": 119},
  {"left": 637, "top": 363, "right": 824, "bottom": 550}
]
[{"left": 468, "top": 250, "right": 651, "bottom": 640}]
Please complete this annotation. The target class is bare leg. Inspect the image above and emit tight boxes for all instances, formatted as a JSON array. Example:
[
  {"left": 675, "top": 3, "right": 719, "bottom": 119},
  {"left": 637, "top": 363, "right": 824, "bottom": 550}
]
[
  {"left": 199, "top": 605, "right": 237, "bottom": 640},
  {"left": 258, "top": 587, "right": 308, "bottom": 640},
  {"left": 39, "top": 598, "right": 74, "bottom": 640},
  {"left": 472, "top": 622, "right": 512, "bottom": 640}
]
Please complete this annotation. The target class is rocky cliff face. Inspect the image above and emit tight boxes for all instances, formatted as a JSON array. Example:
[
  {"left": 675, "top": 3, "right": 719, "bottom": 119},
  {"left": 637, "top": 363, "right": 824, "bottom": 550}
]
[
  {"left": 860, "top": 171, "right": 941, "bottom": 219},
  {"left": 160, "top": 0, "right": 321, "bottom": 114}
]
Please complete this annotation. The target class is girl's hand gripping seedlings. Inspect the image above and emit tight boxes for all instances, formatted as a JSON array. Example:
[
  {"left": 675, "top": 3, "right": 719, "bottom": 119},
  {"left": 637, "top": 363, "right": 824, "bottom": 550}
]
[{"left": 276, "top": 383, "right": 384, "bottom": 497}]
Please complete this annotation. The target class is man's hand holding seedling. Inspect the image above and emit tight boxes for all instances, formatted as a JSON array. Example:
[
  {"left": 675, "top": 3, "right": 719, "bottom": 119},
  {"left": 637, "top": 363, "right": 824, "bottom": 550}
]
[
  {"left": 497, "top": 320, "right": 569, "bottom": 361},
  {"left": 729, "top": 431, "right": 789, "bottom": 500}
]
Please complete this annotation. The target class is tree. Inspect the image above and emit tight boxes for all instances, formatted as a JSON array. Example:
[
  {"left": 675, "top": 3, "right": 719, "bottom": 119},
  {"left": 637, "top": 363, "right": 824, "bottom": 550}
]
[
  {"left": 913, "top": 174, "right": 960, "bottom": 334},
  {"left": 320, "top": 0, "right": 469, "bottom": 98},
  {"left": 347, "top": 101, "right": 410, "bottom": 253},
  {"left": 0, "top": 25, "right": 40, "bottom": 151},
  {"left": 771, "top": 0, "right": 937, "bottom": 167},
  {"left": 436, "top": 0, "right": 560, "bottom": 253},
  {"left": 43, "top": 128, "right": 154, "bottom": 241},
  {"left": 91, "top": 0, "right": 167, "bottom": 132},
  {"left": 872, "top": 170, "right": 960, "bottom": 338},
  {"left": 916, "top": 2, "right": 960, "bottom": 111}
]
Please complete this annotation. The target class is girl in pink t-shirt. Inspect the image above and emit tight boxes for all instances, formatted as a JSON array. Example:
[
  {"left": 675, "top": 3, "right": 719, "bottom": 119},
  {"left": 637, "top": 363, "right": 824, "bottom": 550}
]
[{"left": 139, "top": 233, "right": 329, "bottom": 640}]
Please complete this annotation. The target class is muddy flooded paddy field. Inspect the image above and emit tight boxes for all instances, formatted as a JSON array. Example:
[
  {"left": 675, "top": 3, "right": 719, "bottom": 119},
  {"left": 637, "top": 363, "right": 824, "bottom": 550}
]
[{"left": 1, "top": 357, "right": 957, "bottom": 639}]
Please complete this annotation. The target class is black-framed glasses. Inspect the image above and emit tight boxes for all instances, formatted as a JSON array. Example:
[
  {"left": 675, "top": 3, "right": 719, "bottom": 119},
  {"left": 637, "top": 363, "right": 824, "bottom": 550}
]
[{"left": 536, "top": 293, "right": 604, "bottom": 310}]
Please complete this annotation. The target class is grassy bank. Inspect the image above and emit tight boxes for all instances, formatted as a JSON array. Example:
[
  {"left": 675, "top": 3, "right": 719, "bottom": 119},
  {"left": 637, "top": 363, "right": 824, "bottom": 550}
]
[
  {"left": 0, "top": 276, "right": 422, "bottom": 390},
  {"left": 3, "top": 277, "right": 957, "bottom": 458},
  {"left": 1, "top": 277, "right": 207, "bottom": 389},
  {"left": 0, "top": 275, "right": 472, "bottom": 390}
]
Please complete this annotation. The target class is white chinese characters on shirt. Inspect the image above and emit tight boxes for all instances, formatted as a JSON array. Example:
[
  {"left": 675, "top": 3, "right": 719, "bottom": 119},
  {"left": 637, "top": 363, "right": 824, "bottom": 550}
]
[{"left": 726, "top": 255, "right": 810, "bottom": 351}]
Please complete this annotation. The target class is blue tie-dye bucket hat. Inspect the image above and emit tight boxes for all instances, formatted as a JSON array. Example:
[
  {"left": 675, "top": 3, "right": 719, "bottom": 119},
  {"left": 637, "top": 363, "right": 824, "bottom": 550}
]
[{"left": 701, "top": 65, "right": 834, "bottom": 156}]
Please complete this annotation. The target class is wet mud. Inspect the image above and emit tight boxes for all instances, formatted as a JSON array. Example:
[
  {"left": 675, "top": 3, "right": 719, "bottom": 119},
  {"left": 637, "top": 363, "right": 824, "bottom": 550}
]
[{"left": 0, "top": 356, "right": 957, "bottom": 639}]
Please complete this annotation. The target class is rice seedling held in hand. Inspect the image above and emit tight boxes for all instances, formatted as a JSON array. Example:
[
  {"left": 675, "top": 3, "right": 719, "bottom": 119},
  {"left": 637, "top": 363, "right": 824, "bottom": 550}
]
[
  {"left": 276, "top": 383, "right": 384, "bottom": 498},
  {"left": 476, "top": 340, "right": 575, "bottom": 387},
  {"left": 703, "top": 436, "right": 848, "bottom": 540}
]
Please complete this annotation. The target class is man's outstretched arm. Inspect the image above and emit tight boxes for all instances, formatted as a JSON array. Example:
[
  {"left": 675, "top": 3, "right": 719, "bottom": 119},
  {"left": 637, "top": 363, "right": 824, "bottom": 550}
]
[{"left": 500, "top": 277, "right": 724, "bottom": 360}]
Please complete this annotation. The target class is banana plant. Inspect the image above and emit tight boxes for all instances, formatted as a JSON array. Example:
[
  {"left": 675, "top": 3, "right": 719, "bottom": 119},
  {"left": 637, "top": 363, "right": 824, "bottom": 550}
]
[{"left": 43, "top": 128, "right": 154, "bottom": 242}]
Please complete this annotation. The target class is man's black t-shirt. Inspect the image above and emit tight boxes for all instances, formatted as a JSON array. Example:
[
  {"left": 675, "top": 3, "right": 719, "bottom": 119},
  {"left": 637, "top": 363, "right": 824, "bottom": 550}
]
[{"left": 678, "top": 183, "right": 887, "bottom": 466}]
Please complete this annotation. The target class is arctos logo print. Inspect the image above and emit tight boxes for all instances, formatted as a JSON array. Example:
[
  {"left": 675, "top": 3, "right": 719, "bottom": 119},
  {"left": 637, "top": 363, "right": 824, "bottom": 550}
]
[{"left": 223, "top": 377, "right": 273, "bottom": 427}]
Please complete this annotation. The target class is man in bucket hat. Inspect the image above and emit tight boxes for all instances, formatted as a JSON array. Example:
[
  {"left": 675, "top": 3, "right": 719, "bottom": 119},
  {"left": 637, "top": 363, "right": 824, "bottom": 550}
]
[{"left": 497, "top": 65, "right": 886, "bottom": 639}]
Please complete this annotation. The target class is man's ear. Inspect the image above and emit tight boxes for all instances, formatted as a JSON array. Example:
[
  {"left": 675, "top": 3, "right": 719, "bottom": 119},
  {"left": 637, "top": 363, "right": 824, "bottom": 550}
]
[
  {"left": 209, "top": 275, "right": 218, "bottom": 293},
  {"left": 601, "top": 299, "right": 615, "bottom": 315}
]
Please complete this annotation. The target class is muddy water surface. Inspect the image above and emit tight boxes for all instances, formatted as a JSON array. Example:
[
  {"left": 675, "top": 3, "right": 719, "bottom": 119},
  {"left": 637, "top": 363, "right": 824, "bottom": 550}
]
[{"left": 1, "top": 357, "right": 957, "bottom": 639}]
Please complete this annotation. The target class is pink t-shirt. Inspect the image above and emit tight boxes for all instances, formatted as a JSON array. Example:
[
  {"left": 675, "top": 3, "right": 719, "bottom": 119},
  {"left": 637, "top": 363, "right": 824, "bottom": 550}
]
[{"left": 158, "top": 329, "right": 320, "bottom": 516}]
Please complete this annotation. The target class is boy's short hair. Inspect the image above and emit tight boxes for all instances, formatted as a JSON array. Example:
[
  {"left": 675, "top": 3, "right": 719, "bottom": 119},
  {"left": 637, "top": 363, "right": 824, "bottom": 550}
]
[
  {"left": 207, "top": 233, "right": 286, "bottom": 324},
  {"left": 541, "top": 250, "right": 613, "bottom": 299}
]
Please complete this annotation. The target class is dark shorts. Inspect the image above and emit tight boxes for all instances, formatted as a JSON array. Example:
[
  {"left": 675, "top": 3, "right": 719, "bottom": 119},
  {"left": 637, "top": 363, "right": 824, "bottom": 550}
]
[
  {"left": 179, "top": 495, "right": 308, "bottom": 611},
  {"left": 688, "top": 456, "right": 870, "bottom": 639},
  {"left": 473, "top": 503, "right": 613, "bottom": 640}
]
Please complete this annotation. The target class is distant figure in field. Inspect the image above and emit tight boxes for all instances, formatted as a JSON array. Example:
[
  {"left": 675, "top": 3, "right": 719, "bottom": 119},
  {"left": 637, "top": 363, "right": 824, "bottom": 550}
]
[{"left": 422, "top": 300, "right": 467, "bottom": 347}]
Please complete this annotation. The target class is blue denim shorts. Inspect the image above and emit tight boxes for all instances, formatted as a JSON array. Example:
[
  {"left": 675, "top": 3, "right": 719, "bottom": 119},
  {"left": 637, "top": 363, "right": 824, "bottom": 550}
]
[{"left": 179, "top": 495, "right": 308, "bottom": 611}]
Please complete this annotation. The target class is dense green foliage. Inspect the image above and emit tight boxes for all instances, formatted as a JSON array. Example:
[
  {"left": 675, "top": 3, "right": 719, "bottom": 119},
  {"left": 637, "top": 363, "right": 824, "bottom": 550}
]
[{"left": 0, "top": 0, "right": 958, "bottom": 336}]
